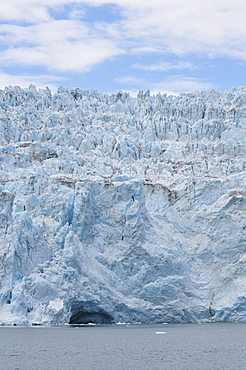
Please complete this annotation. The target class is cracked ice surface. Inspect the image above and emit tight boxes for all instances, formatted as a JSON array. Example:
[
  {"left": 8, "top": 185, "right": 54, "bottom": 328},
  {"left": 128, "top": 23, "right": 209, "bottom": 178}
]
[{"left": 0, "top": 85, "right": 245, "bottom": 324}]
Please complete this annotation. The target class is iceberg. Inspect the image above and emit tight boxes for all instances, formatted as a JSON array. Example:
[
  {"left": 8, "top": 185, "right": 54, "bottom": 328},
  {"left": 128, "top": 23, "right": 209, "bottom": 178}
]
[{"left": 0, "top": 85, "right": 245, "bottom": 325}]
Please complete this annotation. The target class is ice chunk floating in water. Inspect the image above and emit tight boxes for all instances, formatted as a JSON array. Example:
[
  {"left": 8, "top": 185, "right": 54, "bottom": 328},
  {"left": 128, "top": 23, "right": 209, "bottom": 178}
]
[{"left": 0, "top": 85, "right": 245, "bottom": 325}]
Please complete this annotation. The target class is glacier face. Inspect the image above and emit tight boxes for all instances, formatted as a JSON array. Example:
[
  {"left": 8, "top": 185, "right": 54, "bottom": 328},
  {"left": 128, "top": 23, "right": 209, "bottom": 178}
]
[{"left": 0, "top": 85, "right": 245, "bottom": 325}]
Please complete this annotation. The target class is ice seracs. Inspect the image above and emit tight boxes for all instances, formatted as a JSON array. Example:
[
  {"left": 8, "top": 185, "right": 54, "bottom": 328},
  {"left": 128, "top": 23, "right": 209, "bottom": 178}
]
[{"left": 0, "top": 85, "right": 245, "bottom": 325}]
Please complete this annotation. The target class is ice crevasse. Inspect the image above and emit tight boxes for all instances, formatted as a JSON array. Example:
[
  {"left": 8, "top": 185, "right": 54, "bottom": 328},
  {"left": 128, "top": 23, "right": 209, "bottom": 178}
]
[{"left": 0, "top": 85, "right": 245, "bottom": 325}]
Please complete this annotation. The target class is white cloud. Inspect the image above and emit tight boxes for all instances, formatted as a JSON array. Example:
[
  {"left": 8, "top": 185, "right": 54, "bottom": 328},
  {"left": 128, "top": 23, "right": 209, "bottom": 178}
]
[
  {"left": 2, "top": 1, "right": 246, "bottom": 60},
  {"left": 69, "top": 9, "right": 86, "bottom": 20},
  {"left": 1, "top": 0, "right": 246, "bottom": 88},
  {"left": 130, "top": 47, "right": 168, "bottom": 55},
  {"left": 117, "top": 0, "right": 246, "bottom": 60},
  {"left": 115, "top": 74, "right": 216, "bottom": 96},
  {"left": 84, "top": 0, "right": 246, "bottom": 61},
  {"left": 150, "top": 76, "right": 217, "bottom": 95},
  {"left": 0, "top": 1, "right": 51, "bottom": 23},
  {"left": 132, "top": 61, "right": 195, "bottom": 72},
  {"left": 1, "top": 41, "right": 122, "bottom": 73},
  {"left": 3, "top": 1, "right": 246, "bottom": 59},
  {"left": 0, "top": 20, "right": 123, "bottom": 73},
  {"left": 0, "top": 71, "right": 64, "bottom": 92},
  {"left": 0, "top": 1, "right": 110, "bottom": 23},
  {"left": 114, "top": 76, "right": 145, "bottom": 86}
]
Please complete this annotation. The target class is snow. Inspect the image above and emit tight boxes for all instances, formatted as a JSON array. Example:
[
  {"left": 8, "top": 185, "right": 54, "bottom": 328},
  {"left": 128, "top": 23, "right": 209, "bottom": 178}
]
[
  {"left": 48, "top": 299, "right": 64, "bottom": 312},
  {"left": 0, "top": 85, "right": 245, "bottom": 325}
]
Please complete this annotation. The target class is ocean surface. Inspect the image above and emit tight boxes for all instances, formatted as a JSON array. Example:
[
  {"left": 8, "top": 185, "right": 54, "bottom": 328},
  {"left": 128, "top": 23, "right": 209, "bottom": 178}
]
[{"left": 0, "top": 323, "right": 245, "bottom": 369}]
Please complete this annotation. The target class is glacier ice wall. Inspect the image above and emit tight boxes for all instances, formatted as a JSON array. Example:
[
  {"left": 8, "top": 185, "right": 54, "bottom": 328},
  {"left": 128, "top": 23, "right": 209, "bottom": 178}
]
[{"left": 0, "top": 85, "right": 245, "bottom": 324}]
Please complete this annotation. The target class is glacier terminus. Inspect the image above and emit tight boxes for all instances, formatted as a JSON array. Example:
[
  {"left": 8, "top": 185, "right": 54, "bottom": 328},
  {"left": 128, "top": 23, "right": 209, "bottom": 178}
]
[{"left": 0, "top": 85, "right": 245, "bottom": 325}]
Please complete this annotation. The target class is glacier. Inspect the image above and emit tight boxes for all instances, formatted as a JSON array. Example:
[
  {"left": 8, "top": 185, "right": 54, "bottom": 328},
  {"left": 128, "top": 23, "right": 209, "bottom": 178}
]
[{"left": 0, "top": 84, "right": 245, "bottom": 325}]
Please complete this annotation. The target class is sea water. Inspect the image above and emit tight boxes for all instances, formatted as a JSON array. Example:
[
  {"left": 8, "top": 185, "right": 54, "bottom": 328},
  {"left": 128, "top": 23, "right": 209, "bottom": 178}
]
[{"left": 0, "top": 323, "right": 246, "bottom": 369}]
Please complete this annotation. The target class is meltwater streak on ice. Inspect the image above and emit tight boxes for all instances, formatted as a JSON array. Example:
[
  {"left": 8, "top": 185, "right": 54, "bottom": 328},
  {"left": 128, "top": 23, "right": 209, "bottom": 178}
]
[
  {"left": 0, "top": 85, "right": 245, "bottom": 325},
  {"left": 0, "top": 324, "right": 246, "bottom": 370}
]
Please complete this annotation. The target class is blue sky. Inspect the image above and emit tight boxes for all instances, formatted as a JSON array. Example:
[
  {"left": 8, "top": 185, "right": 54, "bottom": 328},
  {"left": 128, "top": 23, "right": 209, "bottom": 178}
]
[{"left": 1, "top": 0, "right": 246, "bottom": 95}]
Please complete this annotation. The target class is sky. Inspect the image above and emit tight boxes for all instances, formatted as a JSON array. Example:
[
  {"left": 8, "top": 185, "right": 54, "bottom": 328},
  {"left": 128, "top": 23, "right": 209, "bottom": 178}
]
[{"left": 1, "top": 0, "right": 246, "bottom": 95}]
